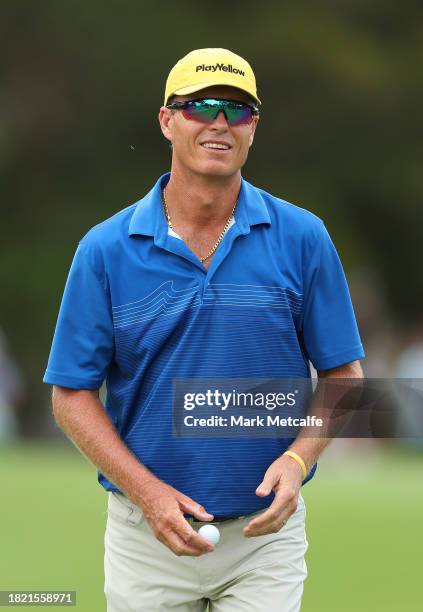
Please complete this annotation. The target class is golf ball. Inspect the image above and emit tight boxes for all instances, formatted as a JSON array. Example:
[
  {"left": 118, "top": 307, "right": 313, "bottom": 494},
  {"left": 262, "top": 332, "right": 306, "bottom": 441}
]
[{"left": 198, "top": 524, "right": 220, "bottom": 545}]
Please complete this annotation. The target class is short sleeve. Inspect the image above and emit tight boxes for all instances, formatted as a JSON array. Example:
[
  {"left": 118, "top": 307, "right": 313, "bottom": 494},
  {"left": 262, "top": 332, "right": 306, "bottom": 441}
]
[
  {"left": 300, "top": 222, "right": 364, "bottom": 371},
  {"left": 43, "top": 240, "right": 114, "bottom": 389}
]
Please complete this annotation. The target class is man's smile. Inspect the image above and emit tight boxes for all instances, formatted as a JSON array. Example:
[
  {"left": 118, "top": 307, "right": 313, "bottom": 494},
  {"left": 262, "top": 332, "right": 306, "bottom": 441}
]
[{"left": 200, "top": 140, "right": 232, "bottom": 151}]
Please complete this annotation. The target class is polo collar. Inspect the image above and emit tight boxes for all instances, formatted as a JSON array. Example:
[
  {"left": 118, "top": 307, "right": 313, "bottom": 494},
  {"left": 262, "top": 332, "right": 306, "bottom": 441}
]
[{"left": 128, "top": 172, "right": 271, "bottom": 238}]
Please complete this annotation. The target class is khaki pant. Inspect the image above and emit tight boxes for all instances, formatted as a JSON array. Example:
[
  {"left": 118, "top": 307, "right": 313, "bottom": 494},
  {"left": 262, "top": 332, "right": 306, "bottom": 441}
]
[{"left": 104, "top": 492, "right": 308, "bottom": 611}]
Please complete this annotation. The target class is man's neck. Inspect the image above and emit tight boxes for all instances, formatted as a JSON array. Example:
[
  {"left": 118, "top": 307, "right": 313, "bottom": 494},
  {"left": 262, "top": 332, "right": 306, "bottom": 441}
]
[{"left": 164, "top": 167, "right": 241, "bottom": 230}]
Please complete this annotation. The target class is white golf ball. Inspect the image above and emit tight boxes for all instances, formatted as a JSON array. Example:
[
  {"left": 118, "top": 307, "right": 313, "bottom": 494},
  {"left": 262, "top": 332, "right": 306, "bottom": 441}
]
[{"left": 198, "top": 524, "right": 220, "bottom": 545}]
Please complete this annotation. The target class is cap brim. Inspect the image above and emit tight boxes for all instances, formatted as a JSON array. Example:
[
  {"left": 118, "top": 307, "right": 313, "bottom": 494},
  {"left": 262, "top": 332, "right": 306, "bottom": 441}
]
[{"left": 172, "top": 82, "right": 261, "bottom": 105}]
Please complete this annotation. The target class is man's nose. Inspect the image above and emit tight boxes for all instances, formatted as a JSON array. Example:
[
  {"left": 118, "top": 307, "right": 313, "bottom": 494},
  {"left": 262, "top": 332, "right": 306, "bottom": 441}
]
[{"left": 210, "top": 110, "right": 229, "bottom": 128}]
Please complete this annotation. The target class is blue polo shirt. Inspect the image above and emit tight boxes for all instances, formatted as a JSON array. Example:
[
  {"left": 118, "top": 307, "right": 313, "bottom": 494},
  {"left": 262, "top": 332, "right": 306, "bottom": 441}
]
[{"left": 44, "top": 172, "right": 364, "bottom": 516}]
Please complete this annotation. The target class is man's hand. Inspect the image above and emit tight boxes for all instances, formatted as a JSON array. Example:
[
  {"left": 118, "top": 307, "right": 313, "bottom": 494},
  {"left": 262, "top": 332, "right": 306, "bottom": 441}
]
[
  {"left": 138, "top": 478, "right": 216, "bottom": 557},
  {"left": 243, "top": 454, "right": 304, "bottom": 537}
]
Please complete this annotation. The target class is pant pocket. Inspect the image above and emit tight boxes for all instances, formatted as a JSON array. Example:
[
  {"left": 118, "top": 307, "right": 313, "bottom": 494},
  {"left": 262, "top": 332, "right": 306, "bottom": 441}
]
[{"left": 107, "top": 491, "right": 144, "bottom": 526}]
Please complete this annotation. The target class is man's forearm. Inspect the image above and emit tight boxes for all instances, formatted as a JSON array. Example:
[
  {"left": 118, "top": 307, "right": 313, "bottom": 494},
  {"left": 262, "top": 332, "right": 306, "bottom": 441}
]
[
  {"left": 52, "top": 387, "right": 158, "bottom": 505},
  {"left": 286, "top": 360, "right": 364, "bottom": 474}
]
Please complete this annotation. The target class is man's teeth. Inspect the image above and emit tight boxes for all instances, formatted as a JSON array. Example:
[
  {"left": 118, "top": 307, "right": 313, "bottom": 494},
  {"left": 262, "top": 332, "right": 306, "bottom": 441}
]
[{"left": 201, "top": 143, "right": 229, "bottom": 150}]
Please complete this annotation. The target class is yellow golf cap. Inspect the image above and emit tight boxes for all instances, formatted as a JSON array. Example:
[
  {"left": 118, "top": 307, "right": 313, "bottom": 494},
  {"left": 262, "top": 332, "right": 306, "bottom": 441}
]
[{"left": 164, "top": 48, "right": 261, "bottom": 106}]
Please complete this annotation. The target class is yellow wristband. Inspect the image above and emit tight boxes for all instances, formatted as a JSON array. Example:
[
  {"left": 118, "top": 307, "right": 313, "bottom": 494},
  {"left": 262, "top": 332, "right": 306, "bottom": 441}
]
[{"left": 283, "top": 450, "right": 308, "bottom": 480}]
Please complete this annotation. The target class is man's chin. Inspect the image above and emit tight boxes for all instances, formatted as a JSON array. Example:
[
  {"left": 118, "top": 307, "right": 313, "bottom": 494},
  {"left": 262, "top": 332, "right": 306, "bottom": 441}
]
[{"left": 195, "top": 162, "right": 240, "bottom": 179}]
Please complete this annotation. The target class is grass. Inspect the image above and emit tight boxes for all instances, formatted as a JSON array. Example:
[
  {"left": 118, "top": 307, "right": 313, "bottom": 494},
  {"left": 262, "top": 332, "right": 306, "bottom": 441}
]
[
  {"left": 0, "top": 442, "right": 422, "bottom": 611},
  {"left": 302, "top": 443, "right": 423, "bottom": 612},
  {"left": 0, "top": 444, "right": 105, "bottom": 610}
]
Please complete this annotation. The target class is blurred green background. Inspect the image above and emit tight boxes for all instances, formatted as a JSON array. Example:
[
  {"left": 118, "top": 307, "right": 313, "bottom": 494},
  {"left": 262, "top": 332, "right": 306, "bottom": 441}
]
[{"left": 1, "top": 1, "right": 422, "bottom": 610}]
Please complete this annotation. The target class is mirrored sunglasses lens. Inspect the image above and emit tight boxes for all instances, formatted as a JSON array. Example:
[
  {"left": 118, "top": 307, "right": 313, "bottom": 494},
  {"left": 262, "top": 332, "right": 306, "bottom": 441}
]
[
  {"left": 225, "top": 106, "right": 253, "bottom": 125},
  {"left": 182, "top": 103, "right": 217, "bottom": 123}
]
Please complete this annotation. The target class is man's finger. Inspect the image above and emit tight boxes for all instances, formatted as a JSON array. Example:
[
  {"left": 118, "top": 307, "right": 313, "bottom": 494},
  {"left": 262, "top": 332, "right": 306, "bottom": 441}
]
[
  {"left": 178, "top": 495, "right": 214, "bottom": 521},
  {"left": 244, "top": 502, "right": 290, "bottom": 536},
  {"left": 254, "top": 490, "right": 287, "bottom": 523},
  {"left": 244, "top": 490, "right": 295, "bottom": 536},
  {"left": 255, "top": 473, "right": 277, "bottom": 497},
  {"left": 244, "top": 506, "right": 280, "bottom": 535},
  {"left": 161, "top": 530, "right": 210, "bottom": 557},
  {"left": 244, "top": 515, "right": 287, "bottom": 537},
  {"left": 175, "top": 518, "right": 215, "bottom": 554}
]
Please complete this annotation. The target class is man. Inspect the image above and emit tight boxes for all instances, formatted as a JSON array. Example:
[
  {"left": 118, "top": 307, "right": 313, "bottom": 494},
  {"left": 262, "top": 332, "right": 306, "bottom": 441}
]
[{"left": 44, "top": 48, "right": 364, "bottom": 611}]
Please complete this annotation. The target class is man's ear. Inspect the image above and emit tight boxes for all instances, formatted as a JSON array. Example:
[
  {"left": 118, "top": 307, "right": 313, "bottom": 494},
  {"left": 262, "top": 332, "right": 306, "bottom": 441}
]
[
  {"left": 158, "top": 107, "right": 173, "bottom": 143},
  {"left": 249, "top": 115, "right": 260, "bottom": 147}
]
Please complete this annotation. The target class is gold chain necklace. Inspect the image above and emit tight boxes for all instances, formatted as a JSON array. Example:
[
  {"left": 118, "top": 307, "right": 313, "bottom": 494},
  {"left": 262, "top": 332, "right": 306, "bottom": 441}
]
[{"left": 162, "top": 188, "right": 236, "bottom": 263}]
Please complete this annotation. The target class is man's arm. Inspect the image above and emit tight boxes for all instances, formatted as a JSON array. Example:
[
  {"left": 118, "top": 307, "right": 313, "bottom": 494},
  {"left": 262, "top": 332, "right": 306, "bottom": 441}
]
[
  {"left": 244, "top": 360, "right": 363, "bottom": 537},
  {"left": 285, "top": 359, "right": 363, "bottom": 472},
  {"left": 52, "top": 386, "right": 214, "bottom": 556}
]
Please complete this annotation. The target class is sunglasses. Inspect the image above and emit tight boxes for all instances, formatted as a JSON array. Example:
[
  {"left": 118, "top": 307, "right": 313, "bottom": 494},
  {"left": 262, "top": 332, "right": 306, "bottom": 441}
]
[{"left": 166, "top": 98, "right": 259, "bottom": 126}]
